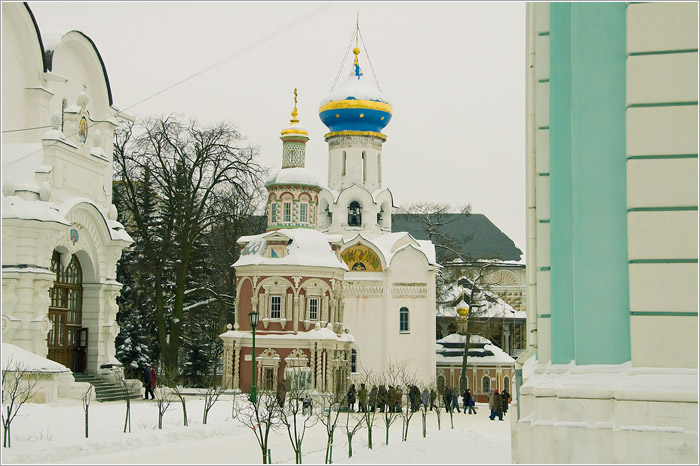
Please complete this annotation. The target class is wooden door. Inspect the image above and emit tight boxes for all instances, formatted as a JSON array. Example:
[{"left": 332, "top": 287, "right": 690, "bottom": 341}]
[{"left": 47, "top": 309, "right": 71, "bottom": 368}]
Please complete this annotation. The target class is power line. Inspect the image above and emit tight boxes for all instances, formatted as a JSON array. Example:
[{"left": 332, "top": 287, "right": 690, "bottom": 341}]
[{"left": 2, "top": 2, "right": 336, "bottom": 168}]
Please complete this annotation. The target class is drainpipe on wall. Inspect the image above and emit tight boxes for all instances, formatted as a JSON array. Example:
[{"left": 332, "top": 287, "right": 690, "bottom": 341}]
[{"left": 516, "top": 2, "right": 539, "bottom": 422}]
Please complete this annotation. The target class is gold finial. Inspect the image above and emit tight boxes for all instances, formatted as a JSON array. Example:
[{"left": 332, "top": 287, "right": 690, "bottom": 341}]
[
  {"left": 290, "top": 88, "right": 299, "bottom": 125},
  {"left": 353, "top": 12, "right": 360, "bottom": 66},
  {"left": 82, "top": 82, "right": 88, "bottom": 92}
]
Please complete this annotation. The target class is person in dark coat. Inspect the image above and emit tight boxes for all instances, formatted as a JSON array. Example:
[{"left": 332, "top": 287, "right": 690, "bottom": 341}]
[
  {"left": 276, "top": 378, "right": 287, "bottom": 408},
  {"left": 377, "top": 385, "right": 387, "bottom": 412},
  {"left": 387, "top": 386, "right": 396, "bottom": 413},
  {"left": 451, "top": 388, "right": 461, "bottom": 413},
  {"left": 429, "top": 388, "right": 438, "bottom": 411},
  {"left": 501, "top": 388, "right": 510, "bottom": 416},
  {"left": 394, "top": 388, "right": 403, "bottom": 413},
  {"left": 489, "top": 389, "right": 503, "bottom": 421},
  {"left": 358, "top": 383, "right": 368, "bottom": 412},
  {"left": 409, "top": 385, "right": 420, "bottom": 412},
  {"left": 369, "top": 385, "right": 378, "bottom": 412},
  {"left": 462, "top": 389, "right": 469, "bottom": 414},
  {"left": 143, "top": 365, "right": 154, "bottom": 399},
  {"left": 421, "top": 388, "right": 430, "bottom": 411},
  {"left": 466, "top": 388, "right": 476, "bottom": 414},
  {"left": 443, "top": 387, "right": 452, "bottom": 413},
  {"left": 347, "top": 384, "right": 357, "bottom": 411}
]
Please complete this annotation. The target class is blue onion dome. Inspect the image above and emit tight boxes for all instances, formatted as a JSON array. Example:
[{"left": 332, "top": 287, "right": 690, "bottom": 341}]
[{"left": 319, "top": 47, "right": 392, "bottom": 135}]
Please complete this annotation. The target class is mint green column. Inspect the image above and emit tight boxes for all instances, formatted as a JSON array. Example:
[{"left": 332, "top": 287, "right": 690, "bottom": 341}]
[
  {"left": 570, "top": 3, "right": 630, "bottom": 364},
  {"left": 549, "top": 3, "right": 575, "bottom": 365}
]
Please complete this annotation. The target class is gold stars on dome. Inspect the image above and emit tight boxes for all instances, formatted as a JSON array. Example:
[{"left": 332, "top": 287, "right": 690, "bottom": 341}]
[{"left": 290, "top": 88, "right": 300, "bottom": 125}]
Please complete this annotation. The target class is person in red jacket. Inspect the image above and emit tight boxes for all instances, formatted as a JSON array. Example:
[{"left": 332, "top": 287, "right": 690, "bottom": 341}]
[{"left": 150, "top": 365, "right": 157, "bottom": 394}]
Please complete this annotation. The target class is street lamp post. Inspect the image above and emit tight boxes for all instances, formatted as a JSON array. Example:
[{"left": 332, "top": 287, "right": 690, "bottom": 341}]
[
  {"left": 456, "top": 296, "right": 470, "bottom": 393},
  {"left": 249, "top": 310, "right": 259, "bottom": 403}
]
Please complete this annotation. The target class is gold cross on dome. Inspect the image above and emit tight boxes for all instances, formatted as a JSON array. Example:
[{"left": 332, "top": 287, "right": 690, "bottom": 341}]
[{"left": 82, "top": 82, "right": 87, "bottom": 91}]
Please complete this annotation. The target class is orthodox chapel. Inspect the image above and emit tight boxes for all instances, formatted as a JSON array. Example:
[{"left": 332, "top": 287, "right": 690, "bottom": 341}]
[{"left": 220, "top": 38, "right": 438, "bottom": 393}]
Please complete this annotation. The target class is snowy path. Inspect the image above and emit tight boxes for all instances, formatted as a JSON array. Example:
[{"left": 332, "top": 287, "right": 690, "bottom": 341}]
[{"left": 1, "top": 396, "right": 512, "bottom": 464}]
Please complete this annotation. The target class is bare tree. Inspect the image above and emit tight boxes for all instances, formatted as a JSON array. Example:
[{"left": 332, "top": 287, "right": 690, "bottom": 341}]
[
  {"left": 360, "top": 370, "right": 379, "bottom": 449},
  {"left": 113, "top": 116, "right": 265, "bottom": 374},
  {"left": 396, "top": 366, "right": 419, "bottom": 442},
  {"left": 379, "top": 362, "right": 403, "bottom": 446},
  {"left": 238, "top": 392, "right": 282, "bottom": 464},
  {"left": 82, "top": 384, "right": 93, "bottom": 438},
  {"left": 338, "top": 401, "right": 365, "bottom": 458},
  {"left": 202, "top": 377, "right": 225, "bottom": 425},
  {"left": 170, "top": 383, "right": 189, "bottom": 426},
  {"left": 154, "top": 368, "right": 177, "bottom": 429},
  {"left": 279, "top": 371, "right": 317, "bottom": 464},
  {"left": 115, "top": 370, "right": 133, "bottom": 433},
  {"left": 2, "top": 358, "right": 41, "bottom": 448},
  {"left": 316, "top": 390, "right": 343, "bottom": 464}
]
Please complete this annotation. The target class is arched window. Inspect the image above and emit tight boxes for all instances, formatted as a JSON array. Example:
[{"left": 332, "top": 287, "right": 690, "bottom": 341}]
[
  {"left": 437, "top": 375, "right": 446, "bottom": 393},
  {"left": 399, "top": 307, "right": 410, "bottom": 333},
  {"left": 48, "top": 251, "right": 84, "bottom": 371},
  {"left": 503, "top": 376, "right": 510, "bottom": 394},
  {"left": 348, "top": 201, "right": 361, "bottom": 226},
  {"left": 351, "top": 348, "right": 358, "bottom": 373},
  {"left": 342, "top": 151, "right": 347, "bottom": 176},
  {"left": 481, "top": 375, "right": 491, "bottom": 394}
]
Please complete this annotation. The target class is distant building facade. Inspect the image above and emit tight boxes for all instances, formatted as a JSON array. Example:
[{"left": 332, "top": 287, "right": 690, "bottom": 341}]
[
  {"left": 221, "top": 40, "right": 438, "bottom": 394},
  {"left": 515, "top": 3, "right": 698, "bottom": 463}
]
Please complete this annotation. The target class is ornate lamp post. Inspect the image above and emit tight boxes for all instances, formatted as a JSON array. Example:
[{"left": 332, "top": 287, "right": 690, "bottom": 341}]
[
  {"left": 249, "top": 310, "right": 259, "bottom": 403},
  {"left": 456, "top": 295, "right": 470, "bottom": 392}
]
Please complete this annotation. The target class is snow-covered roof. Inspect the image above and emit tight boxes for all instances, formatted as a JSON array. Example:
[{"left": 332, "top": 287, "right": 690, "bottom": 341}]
[
  {"left": 435, "top": 334, "right": 515, "bottom": 366},
  {"left": 235, "top": 229, "right": 348, "bottom": 270},
  {"left": 2, "top": 343, "right": 70, "bottom": 373},
  {"left": 438, "top": 281, "right": 526, "bottom": 319},
  {"left": 2, "top": 143, "right": 44, "bottom": 189},
  {"left": 265, "top": 166, "right": 320, "bottom": 187},
  {"left": 354, "top": 231, "right": 438, "bottom": 267},
  {"left": 220, "top": 325, "right": 355, "bottom": 343}
]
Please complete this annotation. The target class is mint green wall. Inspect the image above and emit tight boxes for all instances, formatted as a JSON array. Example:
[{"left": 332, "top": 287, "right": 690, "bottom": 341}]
[
  {"left": 549, "top": 2, "right": 575, "bottom": 364},
  {"left": 549, "top": 3, "right": 631, "bottom": 365}
]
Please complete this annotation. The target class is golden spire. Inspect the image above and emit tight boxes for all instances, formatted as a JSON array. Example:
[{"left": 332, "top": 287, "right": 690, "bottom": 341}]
[
  {"left": 353, "top": 12, "right": 360, "bottom": 66},
  {"left": 290, "top": 88, "right": 300, "bottom": 125}
]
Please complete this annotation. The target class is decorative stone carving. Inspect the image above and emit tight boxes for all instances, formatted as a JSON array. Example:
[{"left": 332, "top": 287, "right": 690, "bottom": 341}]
[{"left": 39, "top": 181, "right": 52, "bottom": 202}]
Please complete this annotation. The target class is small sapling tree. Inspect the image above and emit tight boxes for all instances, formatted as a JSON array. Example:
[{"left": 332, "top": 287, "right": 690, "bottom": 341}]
[
  {"left": 279, "top": 370, "right": 317, "bottom": 464},
  {"left": 238, "top": 391, "right": 282, "bottom": 464},
  {"left": 170, "top": 383, "right": 189, "bottom": 426},
  {"left": 115, "top": 370, "right": 132, "bottom": 433},
  {"left": 316, "top": 389, "right": 343, "bottom": 464},
  {"left": 2, "top": 358, "right": 40, "bottom": 448},
  {"left": 82, "top": 383, "right": 93, "bottom": 438},
  {"left": 154, "top": 368, "right": 176, "bottom": 429},
  {"left": 202, "top": 376, "right": 225, "bottom": 424},
  {"left": 339, "top": 398, "right": 365, "bottom": 458}
]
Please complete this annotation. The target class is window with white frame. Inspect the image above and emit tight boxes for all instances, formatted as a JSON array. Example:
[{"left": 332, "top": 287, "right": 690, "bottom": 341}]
[
  {"left": 283, "top": 202, "right": 291, "bottom": 222},
  {"left": 308, "top": 297, "right": 319, "bottom": 320},
  {"left": 399, "top": 307, "right": 410, "bottom": 333},
  {"left": 300, "top": 202, "right": 308, "bottom": 223},
  {"left": 270, "top": 295, "right": 281, "bottom": 319}
]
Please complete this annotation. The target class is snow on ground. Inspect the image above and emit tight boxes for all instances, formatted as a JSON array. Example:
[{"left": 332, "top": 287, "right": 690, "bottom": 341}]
[{"left": 1, "top": 395, "right": 512, "bottom": 464}]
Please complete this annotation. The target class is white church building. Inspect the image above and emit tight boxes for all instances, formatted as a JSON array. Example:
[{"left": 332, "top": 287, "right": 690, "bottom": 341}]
[
  {"left": 2, "top": 3, "right": 132, "bottom": 401},
  {"left": 220, "top": 35, "right": 438, "bottom": 393}
]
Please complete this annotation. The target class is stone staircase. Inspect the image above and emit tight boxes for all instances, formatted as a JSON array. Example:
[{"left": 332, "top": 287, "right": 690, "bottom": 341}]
[{"left": 73, "top": 373, "right": 142, "bottom": 402}]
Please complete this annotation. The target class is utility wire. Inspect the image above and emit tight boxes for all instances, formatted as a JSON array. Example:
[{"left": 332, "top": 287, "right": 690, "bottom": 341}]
[
  {"left": 2, "top": 2, "right": 336, "bottom": 168},
  {"left": 358, "top": 28, "right": 382, "bottom": 92},
  {"left": 330, "top": 28, "right": 357, "bottom": 92}
]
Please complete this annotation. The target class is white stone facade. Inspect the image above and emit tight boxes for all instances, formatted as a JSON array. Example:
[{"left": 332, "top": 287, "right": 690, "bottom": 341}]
[{"left": 2, "top": 3, "right": 131, "bottom": 397}]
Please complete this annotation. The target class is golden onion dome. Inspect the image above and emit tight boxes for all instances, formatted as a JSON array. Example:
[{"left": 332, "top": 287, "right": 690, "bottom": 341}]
[{"left": 456, "top": 299, "right": 470, "bottom": 317}]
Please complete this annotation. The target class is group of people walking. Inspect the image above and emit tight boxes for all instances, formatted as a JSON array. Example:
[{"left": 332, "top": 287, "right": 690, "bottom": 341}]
[
  {"left": 345, "top": 383, "right": 510, "bottom": 418},
  {"left": 142, "top": 365, "right": 157, "bottom": 399},
  {"left": 488, "top": 388, "right": 511, "bottom": 421}
]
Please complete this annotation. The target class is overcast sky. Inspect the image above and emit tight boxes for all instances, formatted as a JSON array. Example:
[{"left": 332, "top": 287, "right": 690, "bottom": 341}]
[{"left": 29, "top": 1, "right": 527, "bottom": 249}]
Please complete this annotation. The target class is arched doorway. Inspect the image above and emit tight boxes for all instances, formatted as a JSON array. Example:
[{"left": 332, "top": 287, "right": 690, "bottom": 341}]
[{"left": 48, "top": 251, "right": 87, "bottom": 372}]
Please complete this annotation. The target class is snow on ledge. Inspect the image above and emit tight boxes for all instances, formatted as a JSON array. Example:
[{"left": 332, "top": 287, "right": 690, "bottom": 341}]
[{"left": 2, "top": 343, "right": 70, "bottom": 373}]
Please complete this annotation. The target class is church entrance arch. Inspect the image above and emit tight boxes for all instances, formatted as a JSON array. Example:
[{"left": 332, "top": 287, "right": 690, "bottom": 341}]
[{"left": 48, "top": 251, "right": 87, "bottom": 372}]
